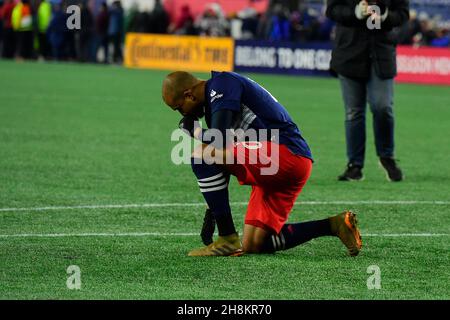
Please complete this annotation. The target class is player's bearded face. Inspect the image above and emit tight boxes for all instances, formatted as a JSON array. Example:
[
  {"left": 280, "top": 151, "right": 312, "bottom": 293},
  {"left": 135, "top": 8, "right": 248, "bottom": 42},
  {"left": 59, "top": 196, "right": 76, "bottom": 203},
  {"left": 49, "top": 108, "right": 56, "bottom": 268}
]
[
  {"left": 193, "top": 103, "right": 205, "bottom": 118},
  {"left": 181, "top": 96, "right": 204, "bottom": 118}
]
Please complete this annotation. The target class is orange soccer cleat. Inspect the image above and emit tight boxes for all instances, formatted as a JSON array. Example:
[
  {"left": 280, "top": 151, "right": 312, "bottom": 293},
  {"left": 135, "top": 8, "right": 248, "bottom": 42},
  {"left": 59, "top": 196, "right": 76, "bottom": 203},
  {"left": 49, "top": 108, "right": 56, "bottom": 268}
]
[{"left": 329, "top": 210, "right": 363, "bottom": 256}]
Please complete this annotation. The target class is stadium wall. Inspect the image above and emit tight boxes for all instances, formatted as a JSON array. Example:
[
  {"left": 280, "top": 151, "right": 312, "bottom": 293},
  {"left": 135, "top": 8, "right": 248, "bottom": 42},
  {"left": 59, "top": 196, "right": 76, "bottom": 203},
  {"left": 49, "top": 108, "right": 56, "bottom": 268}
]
[{"left": 124, "top": 33, "right": 450, "bottom": 86}]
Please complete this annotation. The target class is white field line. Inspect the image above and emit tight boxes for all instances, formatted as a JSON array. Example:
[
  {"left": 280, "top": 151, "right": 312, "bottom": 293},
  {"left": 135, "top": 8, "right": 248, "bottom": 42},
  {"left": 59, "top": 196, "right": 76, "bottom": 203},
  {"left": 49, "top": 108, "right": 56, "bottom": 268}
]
[
  {"left": 0, "top": 232, "right": 448, "bottom": 238},
  {"left": 0, "top": 200, "right": 449, "bottom": 213},
  {"left": 0, "top": 232, "right": 198, "bottom": 238}
]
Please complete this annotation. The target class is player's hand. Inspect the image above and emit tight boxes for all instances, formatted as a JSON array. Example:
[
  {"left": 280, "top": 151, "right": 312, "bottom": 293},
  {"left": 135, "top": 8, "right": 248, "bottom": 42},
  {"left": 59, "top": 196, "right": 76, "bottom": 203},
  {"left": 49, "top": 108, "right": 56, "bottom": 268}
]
[
  {"left": 355, "top": 0, "right": 370, "bottom": 19},
  {"left": 200, "top": 208, "right": 215, "bottom": 246},
  {"left": 178, "top": 115, "right": 199, "bottom": 138}
]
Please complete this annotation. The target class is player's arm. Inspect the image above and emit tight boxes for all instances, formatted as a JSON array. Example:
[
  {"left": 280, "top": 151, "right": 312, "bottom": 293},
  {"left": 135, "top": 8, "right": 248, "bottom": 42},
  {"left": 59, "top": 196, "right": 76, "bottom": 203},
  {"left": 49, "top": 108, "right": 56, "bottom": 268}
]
[
  {"left": 194, "top": 109, "right": 237, "bottom": 164},
  {"left": 182, "top": 73, "right": 243, "bottom": 162},
  {"left": 179, "top": 110, "right": 236, "bottom": 163}
]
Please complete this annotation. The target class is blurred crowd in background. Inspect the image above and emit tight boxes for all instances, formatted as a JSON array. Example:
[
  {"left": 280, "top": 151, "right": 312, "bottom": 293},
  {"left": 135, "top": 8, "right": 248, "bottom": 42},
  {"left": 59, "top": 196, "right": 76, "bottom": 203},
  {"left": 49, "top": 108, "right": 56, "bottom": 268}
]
[
  {"left": 0, "top": 0, "right": 125, "bottom": 62},
  {"left": 0, "top": 0, "right": 449, "bottom": 63}
]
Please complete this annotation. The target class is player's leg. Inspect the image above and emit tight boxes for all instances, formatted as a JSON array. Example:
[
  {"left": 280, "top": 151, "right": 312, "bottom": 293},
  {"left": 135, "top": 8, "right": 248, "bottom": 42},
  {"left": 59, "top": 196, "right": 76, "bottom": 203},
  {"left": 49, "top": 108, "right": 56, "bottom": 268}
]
[
  {"left": 243, "top": 217, "right": 333, "bottom": 253},
  {"left": 243, "top": 211, "right": 362, "bottom": 256},
  {"left": 338, "top": 74, "right": 367, "bottom": 181},
  {"left": 187, "top": 146, "right": 241, "bottom": 256},
  {"left": 242, "top": 184, "right": 363, "bottom": 256},
  {"left": 240, "top": 151, "right": 334, "bottom": 253},
  {"left": 239, "top": 146, "right": 362, "bottom": 256},
  {"left": 241, "top": 224, "right": 268, "bottom": 253}
]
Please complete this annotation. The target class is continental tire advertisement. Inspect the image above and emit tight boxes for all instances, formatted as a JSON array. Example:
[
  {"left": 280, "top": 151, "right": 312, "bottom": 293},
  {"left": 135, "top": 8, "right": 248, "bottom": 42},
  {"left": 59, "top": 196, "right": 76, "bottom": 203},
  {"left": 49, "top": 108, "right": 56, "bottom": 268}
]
[{"left": 124, "top": 33, "right": 234, "bottom": 72}]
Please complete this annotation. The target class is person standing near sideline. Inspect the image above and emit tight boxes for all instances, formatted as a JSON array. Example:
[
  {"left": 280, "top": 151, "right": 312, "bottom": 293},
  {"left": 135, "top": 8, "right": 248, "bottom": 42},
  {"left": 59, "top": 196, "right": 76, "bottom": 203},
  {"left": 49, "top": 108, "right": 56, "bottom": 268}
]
[
  {"left": 37, "top": 0, "right": 52, "bottom": 60},
  {"left": 326, "top": 0, "right": 409, "bottom": 182},
  {"left": 107, "top": 0, "right": 123, "bottom": 64},
  {"left": 0, "top": 0, "right": 17, "bottom": 58},
  {"left": 12, "top": 0, "right": 33, "bottom": 59},
  {"left": 95, "top": 1, "right": 109, "bottom": 63}
]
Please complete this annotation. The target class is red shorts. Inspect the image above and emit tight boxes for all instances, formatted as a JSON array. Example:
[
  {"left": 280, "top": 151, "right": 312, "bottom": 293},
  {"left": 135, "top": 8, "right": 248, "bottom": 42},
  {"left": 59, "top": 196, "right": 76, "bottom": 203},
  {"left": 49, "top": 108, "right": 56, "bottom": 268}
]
[{"left": 226, "top": 141, "right": 312, "bottom": 234}]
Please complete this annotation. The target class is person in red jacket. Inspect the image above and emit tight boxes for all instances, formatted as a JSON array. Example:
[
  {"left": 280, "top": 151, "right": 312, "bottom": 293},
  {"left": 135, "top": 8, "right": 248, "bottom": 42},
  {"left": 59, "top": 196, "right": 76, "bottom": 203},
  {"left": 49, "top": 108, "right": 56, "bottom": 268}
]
[{"left": 0, "top": 0, "right": 16, "bottom": 58}]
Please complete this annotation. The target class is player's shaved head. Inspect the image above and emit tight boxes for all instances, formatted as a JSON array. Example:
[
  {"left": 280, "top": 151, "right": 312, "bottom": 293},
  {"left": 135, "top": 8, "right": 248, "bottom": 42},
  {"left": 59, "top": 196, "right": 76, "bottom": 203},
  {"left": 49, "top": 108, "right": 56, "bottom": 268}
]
[
  {"left": 161, "top": 71, "right": 207, "bottom": 118},
  {"left": 162, "top": 71, "right": 198, "bottom": 107}
]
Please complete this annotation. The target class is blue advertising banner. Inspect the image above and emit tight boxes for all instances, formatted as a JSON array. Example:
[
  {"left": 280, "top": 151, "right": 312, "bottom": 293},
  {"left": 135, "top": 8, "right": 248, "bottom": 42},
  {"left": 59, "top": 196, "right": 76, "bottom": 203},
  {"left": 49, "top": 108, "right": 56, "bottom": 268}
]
[{"left": 234, "top": 40, "right": 333, "bottom": 77}]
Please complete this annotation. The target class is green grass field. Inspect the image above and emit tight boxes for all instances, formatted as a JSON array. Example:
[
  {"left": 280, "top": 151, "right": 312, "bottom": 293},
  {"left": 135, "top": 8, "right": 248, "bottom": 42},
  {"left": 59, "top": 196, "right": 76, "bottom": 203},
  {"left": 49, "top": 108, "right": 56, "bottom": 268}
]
[{"left": 0, "top": 60, "right": 449, "bottom": 299}]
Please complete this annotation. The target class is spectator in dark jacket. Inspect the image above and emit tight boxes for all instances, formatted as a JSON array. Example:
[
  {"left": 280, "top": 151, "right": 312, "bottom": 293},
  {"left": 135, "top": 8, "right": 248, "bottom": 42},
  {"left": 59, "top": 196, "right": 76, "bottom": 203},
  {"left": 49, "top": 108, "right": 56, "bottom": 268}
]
[
  {"left": 108, "top": 0, "right": 123, "bottom": 63},
  {"left": 64, "top": 3, "right": 77, "bottom": 61},
  {"left": 147, "top": 0, "right": 169, "bottom": 34},
  {"left": 326, "top": 0, "right": 409, "bottom": 182},
  {"left": 96, "top": 2, "right": 109, "bottom": 63},
  {"left": 79, "top": 1, "right": 95, "bottom": 62},
  {"left": 47, "top": 3, "right": 66, "bottom": 60},
  {"left": 269, "top": 4, "right": 290, "bottom": 41},
  {"left": 397, "top": 9, "right": 420, "bottom": 44},
  {"left": 430, "top": 28, "right": 449, "bottom": 47}
]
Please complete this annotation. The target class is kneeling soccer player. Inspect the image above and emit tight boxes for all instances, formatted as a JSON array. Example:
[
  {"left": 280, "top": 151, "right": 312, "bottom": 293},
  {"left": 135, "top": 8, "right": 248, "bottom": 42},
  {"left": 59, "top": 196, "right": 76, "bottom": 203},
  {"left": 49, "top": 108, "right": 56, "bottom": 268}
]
[{"left": 161, "top": 71, "right": 362, "bottom": 257}]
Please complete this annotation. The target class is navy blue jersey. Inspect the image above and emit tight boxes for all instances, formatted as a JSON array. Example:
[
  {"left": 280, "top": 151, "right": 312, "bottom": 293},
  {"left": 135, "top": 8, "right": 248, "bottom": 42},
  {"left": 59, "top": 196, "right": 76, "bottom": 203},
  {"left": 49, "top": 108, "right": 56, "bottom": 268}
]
[{"left": 204, "top": 71, "right": 312, "bottom": 160}]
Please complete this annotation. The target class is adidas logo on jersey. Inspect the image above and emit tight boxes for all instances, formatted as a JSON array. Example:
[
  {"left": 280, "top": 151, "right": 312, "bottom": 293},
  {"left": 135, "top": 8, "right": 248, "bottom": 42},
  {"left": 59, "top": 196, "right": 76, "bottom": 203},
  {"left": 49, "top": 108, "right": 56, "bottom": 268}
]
[{"left": 210, "top": 90, "right": 223, "bottom": 103}]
